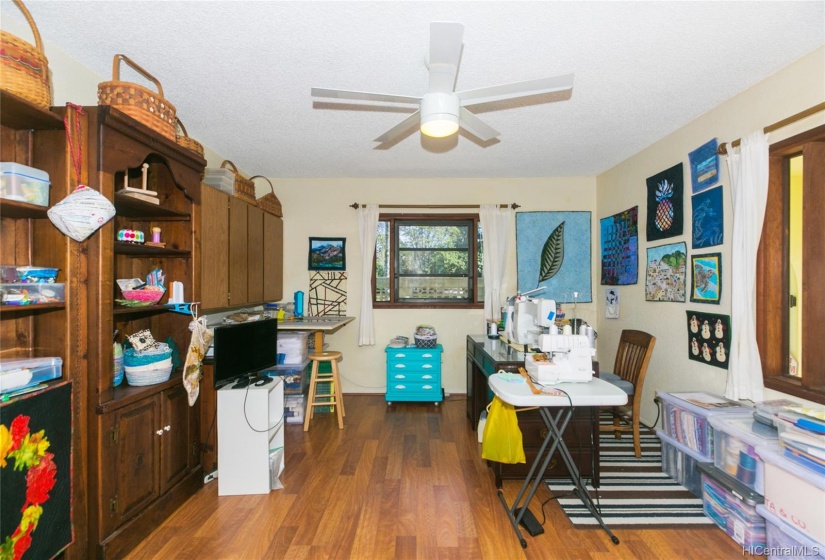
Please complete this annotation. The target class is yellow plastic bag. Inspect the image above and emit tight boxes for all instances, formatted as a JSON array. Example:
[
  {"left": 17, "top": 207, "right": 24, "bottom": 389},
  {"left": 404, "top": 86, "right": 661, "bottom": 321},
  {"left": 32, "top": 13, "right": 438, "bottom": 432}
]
[{"left": 481, "top": 396, "right": 526, "bottom": 464}]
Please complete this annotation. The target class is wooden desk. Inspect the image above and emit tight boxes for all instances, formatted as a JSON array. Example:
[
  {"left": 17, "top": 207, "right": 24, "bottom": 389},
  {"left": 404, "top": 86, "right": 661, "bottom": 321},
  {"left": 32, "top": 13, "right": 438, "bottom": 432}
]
[
  {"left": 466, "top": 335, "right": 601, "bottom": 487},
  {"left": 277, "top": 316, "right": 355, "bottom": 351}
]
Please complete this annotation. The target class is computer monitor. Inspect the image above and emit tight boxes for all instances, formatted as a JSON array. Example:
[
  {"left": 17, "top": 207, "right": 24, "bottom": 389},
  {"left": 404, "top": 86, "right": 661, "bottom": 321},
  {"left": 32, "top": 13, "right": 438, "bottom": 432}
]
[{"left": 213, "top": 318, "right": 278, "bottom": 388}]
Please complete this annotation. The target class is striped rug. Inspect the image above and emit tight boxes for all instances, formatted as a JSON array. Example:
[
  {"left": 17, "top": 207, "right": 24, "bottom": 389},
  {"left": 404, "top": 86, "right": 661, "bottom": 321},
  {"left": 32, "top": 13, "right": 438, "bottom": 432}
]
[{"left": 545, "top": 420, "right": 714, "bottom": 527}]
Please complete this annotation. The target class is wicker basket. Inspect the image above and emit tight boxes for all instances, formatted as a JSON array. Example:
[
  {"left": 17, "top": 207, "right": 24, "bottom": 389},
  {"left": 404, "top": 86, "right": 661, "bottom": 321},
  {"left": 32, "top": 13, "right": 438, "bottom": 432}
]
[
  {"left": 250, "top": 175, "right": 283, "bottom": 217},
  {"left": 414, "top": 334, "right": 438, "bottom": 348},
  {"left": 98, "top": 54, "right": 176, "bottom": 141},
  {"left": 220, "top": 160, "right": 256, "bottom": 204},
  {"left": 0, "top": 0, "right": 51, "bottom": 109},
  {"left": 175, "top": 118, "right": 204, "bottom": 158},
  {"left": 124, "top": 358, "right": 173, "bottom": 386}
]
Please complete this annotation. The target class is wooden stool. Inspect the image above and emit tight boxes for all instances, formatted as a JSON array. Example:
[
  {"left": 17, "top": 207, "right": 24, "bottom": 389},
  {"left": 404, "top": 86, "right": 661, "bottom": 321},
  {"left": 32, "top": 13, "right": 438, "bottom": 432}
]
[{"left": 303, "top": 351, "right": 345, "bottom": 431}]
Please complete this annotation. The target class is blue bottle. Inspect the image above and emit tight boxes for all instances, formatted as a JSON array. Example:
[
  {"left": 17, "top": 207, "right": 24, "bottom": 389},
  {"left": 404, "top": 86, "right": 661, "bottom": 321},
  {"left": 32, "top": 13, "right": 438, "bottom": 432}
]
[{"left": 294, "top": 290, "right": 304, "bottom": 318}]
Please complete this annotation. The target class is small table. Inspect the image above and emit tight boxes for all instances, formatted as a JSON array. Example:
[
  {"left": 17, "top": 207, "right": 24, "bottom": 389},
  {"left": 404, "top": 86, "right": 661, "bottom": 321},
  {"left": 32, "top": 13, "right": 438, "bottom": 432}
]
[
  {"left": 488, "top": 373, "right": 627, "bottom": 548},
  {"left": 277, "top": 316, "right": 355, "bottom": 351}
]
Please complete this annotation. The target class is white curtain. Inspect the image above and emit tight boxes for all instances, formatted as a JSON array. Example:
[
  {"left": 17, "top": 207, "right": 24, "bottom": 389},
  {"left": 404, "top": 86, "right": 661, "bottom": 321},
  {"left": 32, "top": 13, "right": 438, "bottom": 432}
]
[
  {"left": 479, "top": 204, "right": 513, "bottom": 329},
  {"left": 357, "top": 204, "right": 380, "bottom": 346},
  {"left": 725, "top": 130, "right": 769, "bottom": 401}
]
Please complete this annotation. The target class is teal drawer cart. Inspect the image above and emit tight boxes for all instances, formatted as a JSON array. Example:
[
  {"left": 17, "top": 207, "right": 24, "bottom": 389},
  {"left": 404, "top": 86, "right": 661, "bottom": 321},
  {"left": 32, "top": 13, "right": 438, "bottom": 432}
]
[{"left": 385, "top": 344, "right": 443, "bottom": 404}]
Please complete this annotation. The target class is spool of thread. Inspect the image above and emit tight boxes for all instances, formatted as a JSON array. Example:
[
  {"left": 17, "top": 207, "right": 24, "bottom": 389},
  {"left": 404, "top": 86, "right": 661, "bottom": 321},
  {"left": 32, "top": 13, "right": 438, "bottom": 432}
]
[
  {"left": 736, "top": 450, "right": 757, "bottom": 486},
  {"left": 152, "top": 227, "right": 161, "bottom": 244},
  {"left": 562, "top": 324, "right": 573, "bottom": 336}
]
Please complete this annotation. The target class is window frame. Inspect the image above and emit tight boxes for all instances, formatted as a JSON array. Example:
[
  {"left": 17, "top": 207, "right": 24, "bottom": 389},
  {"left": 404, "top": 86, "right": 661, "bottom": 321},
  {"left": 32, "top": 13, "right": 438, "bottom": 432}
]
[
  {"left": 757, "top": 123, "right": 825, "bottom": 404},
  {"left": 373, "top": 212, "right": 484, "bottom": 310}
]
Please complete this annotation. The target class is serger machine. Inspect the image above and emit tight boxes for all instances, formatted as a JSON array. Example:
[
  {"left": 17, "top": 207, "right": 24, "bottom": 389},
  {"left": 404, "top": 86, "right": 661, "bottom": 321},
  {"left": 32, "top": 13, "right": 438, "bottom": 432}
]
[
  {"left": 504, "top": 289, "right": 556, "bottom": 347},
  {"left": 524, "top": 333, "right": 595, "bottom": 384}
]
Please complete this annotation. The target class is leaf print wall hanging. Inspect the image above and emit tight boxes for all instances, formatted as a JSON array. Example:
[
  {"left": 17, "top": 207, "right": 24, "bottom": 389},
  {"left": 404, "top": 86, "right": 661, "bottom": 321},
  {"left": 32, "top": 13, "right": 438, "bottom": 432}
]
[
  {"left": 646, "top": 163, "right": 684, "bottom": 242},
  {"left": 516, "top": 211, "right": 591, "bottom": 303}
]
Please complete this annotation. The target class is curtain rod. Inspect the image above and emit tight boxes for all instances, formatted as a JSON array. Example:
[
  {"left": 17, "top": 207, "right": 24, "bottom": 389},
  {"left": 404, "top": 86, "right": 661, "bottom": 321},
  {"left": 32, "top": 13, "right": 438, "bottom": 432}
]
[
  {"left": 350, "top": 203, "right": 519, "bottom": 210},
  {"left": 717, "top": 101, "right": 825, "bottom": 155}
]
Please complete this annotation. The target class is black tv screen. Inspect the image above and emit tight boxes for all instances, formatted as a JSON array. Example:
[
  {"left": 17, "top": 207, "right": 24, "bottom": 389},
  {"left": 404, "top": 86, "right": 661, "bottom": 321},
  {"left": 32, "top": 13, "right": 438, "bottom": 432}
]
[{"left": 213, "top": 318, "right": 278, "bottom": 388}]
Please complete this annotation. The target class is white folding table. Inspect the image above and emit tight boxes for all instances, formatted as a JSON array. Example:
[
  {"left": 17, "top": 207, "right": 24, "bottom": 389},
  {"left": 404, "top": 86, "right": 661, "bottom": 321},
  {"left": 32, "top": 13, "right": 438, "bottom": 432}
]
[{"left": 487, "top": 373, "right": 628, "bottom": 548}]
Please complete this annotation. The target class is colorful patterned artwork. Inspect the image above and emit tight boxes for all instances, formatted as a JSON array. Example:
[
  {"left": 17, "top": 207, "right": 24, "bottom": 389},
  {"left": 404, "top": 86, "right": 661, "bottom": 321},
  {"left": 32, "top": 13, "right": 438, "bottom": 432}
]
[
  {"left": 691, "top": 253, "right": 722, "bottom": 304},
  {"left": 309, "top": 271, "right": 347, "bottom": 316},
  {"left": 689, "top": 138, "right": 720, "bottom": 193},
  {"left": 646, "top": 163, "right": 684, "bottom": 241},
  {"left": 687, "top": 311, "right": 731, "bottom": 369},
  {"left": 600, "top": 206, "right": 638, "bottom": 286},
  {"left": 645, "top": 241, "right": 686, "bottom": 302},
  {"left": 692, "top": 185, "right": 724, "bottom": 249},
  {"left": 1, "top": 381, "right": 73, "bottom": 559},
  {"left": 516, "top": 211, "right": 592, "bottom": 303}
]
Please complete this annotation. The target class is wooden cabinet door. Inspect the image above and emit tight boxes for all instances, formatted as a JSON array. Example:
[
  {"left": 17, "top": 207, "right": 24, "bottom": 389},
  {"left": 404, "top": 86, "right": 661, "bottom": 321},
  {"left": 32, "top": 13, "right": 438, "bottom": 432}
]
[
  {"left": 101, "top": 396, "right": 161, "bottom": 535},
  {"left": 263, "top": 213, "right": 284, "bottom": 302},
  {"left": 200, "top": 185, "right": 230, "bottom": 309},
  {"left": 247, "top": 205, "right": 264, "bottom": 303},
  {"left": 228, "top": 197, "right": 249, "bottom": 306},
  {"left": 160, "top": 385, "right": 194, "bottom": 494}
]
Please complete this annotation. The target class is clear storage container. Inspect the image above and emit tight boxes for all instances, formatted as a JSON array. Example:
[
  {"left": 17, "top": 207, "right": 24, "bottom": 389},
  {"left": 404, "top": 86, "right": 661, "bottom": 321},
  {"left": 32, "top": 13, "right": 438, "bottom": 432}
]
[
  {"left": 657, "top": 428, "right": 709, "bottom": 497},
  {"left": 276, "top": 331, "right": 310, "bottom": 365},
  {"left": 698, "top": 462, "right": 766, "bottom": 549},
  {"left": 756, "top": 504, "right": 825, "bottom": 559},
  {"left": 0, "top": 283, "right": 65, "bottom": 305},
  {"left": 262, "top": 358, "right": 310, "bottom": 395},
  {"left": 0, "top": 357, "right": 63, "bottom": 393},
  {"left": 0, "top": 162, "right": 50, "bottom": 206},
  {"left": 710, "top": 413, "right": 780, "bottom": 495}
]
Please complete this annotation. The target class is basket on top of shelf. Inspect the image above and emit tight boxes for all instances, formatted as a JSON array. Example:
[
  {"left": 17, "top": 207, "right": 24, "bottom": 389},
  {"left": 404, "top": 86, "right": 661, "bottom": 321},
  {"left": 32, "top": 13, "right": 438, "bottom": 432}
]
[
  {"left": 220, "top": 160, "right": 256, "bottom": 205},
  {"left": 250, "top": 175, "right": 282, "bottom": 217},
  {"left": 0, "top": 0, "right": 52, "bottom": 110},
  {"left": 175, "top": 118, "right": 204, "bottom": 158},
  {"left": 414, "top": 324, "right": 438, "bottom": 348},
  {"left": 97, "top": 54, "right": 176, "bottom": 141},
  {"left": 124, "top": 344, "right": 173, "bottom": 386}
]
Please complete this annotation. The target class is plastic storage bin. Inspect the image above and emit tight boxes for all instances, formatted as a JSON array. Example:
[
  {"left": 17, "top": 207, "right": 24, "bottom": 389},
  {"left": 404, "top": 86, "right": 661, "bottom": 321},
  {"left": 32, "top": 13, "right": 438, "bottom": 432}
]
[
  {"left": 262, "top": 358, "right": 310, "bottom": 395},
  {"left": 0, "top": 283, "right": 65, "bottom": 305},
  {"left": 697, "top": 462, "right": 766, "bottom": 549},
  {"left": 657, "top": 429, "right": 708, "bottom": 497},
  {"left": 659, "top": 391, "right": 752, "bottom": 460},
  {"left": 0, "top": 162, "right": 50, "bottom": 206},
  {"left": 0, "top": 357, "right": 63, "bottom": 393},
  {"left": 203, "top": 168, "right": 235, "bottom": 195},
  {"left": 710, "top": 413, "right": 780, "bottom": 495},
  {"left": 757, "top": 444, "right": 825, "bottom": 544},
  {"left": 284, "top": 394, "right": 305, "bottom": 424},
  {"left": 277, "top": 331, "right": 310, "bottom": 364},
  {"left": 756, "top": 504, "right": 824, "bottom": 559}
]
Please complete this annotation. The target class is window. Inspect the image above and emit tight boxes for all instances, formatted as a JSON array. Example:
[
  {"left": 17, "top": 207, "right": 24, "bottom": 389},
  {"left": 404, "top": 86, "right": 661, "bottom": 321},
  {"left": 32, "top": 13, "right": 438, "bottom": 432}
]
[
  {"left": 757, "top": 124, "right": 825, "bottom": 404},
  {"left": 374, "top": 214, "right": 484, "bottom": 308}
]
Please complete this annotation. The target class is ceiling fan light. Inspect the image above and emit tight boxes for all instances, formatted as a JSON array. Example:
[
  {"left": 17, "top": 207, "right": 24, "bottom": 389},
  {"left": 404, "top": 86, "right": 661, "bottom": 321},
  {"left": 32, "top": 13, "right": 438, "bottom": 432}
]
[
  {"left": 420, "top": 92, "right": 460, "bottom": 138},
  {"left": 420, "top": 115, "right": 460, "bottom": 138}
]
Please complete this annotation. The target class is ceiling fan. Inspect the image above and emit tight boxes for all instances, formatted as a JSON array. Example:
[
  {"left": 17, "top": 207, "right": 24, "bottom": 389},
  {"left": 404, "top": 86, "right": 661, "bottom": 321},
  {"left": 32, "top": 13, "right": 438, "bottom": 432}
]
[{"left": 311, "top": 22, "right": 574, "bottom": 145}]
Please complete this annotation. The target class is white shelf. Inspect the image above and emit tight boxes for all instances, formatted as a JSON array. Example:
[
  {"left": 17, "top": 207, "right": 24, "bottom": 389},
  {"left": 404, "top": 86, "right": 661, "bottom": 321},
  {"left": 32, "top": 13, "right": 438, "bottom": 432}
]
[{"left": 217, "top": 378, "right": 284, "bottom": 495}]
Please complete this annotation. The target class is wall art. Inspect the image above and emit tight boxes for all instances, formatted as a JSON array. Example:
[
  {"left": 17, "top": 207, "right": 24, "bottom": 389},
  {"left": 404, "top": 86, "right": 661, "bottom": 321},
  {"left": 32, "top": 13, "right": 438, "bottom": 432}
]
[
  {"left": 309, "top": 271, "right": 347, "bottom": 316},
  {"left": 516, "top": 211, "right": 591, "bottom": 303},
  {"left": 600, "top": 206, "right": 638, "bottom": 286},
  {"left": 605, "top": 288, "right": 620, "bottom": 319},
  {"left": 1, "top": 381, "right": 73, "bottom": 559},
  {"left": 646, "top": 163, "right": 684, "bottom": 241},
  {"left": 308, "top": 237, "right": 346, "bottom": 271},
  {"left": 688, "top": 138, "right": 720, "bottom": 193},
  {"left": 690, "top": 252, "right": 721, "bottom": 305},
  {"left": 687, "top": 311, "right": 730, "bottom": 369},
  {"left": 645, "top": 241, "right": 686, "bottom": 302},
  {"left": 692, "top": 185, "right": 724, "bottom": 249}
]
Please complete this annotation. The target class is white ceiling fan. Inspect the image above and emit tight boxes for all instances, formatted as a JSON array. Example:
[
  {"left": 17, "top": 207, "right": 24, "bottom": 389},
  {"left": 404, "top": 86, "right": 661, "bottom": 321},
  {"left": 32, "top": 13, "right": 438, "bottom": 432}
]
[{"left": 311, "top": 22, "right": 574, "bottom": 145}]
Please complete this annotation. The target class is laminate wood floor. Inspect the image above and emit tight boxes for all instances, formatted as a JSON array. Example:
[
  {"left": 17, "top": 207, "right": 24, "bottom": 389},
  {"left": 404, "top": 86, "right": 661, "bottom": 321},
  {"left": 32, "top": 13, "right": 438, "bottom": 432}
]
[{"left": 125, "top": 395, "right": 748, "bottom": 559}]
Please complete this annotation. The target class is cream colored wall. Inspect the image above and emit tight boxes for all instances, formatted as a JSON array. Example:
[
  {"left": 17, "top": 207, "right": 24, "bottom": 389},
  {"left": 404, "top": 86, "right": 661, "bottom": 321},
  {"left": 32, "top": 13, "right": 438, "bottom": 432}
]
[
  {"left": 275, "top": 178, "right": 597, "bottom": 395},
  {"left": 597, "top": 46, "right": 825, "bottom": 425}
]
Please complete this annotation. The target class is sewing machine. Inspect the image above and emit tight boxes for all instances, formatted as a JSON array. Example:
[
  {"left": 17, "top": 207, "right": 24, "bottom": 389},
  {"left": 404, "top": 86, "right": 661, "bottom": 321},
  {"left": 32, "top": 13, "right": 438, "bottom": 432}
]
[
  {"left": 504, "top": 289, "right": 555, "bottom": 346},
  {"left": 524, "top": 334, "right": 595, "bottom": 384}
]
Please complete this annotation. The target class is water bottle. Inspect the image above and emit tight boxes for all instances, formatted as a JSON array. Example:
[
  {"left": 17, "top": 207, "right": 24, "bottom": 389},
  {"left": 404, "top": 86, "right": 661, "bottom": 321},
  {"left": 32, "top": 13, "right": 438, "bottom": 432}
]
[{"left": 294, "top": 290, "right": 304, "bottom": 318}]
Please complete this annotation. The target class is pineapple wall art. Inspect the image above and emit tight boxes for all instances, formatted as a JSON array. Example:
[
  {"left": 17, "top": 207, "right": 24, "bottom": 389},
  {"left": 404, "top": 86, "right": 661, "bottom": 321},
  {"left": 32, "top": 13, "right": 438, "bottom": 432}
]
[{"left": 646, "top": 163, "right": 684, "bottom": 242}]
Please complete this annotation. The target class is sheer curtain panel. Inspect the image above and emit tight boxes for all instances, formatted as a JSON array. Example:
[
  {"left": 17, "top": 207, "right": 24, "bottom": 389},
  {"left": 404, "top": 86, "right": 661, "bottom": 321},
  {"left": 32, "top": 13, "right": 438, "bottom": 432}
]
[
  {"left": 357, "top": 204, "right": 380, "bottom": 346},
  {"left": 725, "top": 130, "right": 769, "bottom": 401},
  {"left": 479, "top": 204, "right": 513, "bottom": 329}
]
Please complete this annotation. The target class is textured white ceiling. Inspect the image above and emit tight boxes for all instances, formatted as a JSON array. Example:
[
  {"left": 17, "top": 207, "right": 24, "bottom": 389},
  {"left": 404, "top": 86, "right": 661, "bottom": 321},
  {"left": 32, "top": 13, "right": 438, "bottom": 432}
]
[{"left": 4, "top": 1, "right": 824, "bottom": 178}]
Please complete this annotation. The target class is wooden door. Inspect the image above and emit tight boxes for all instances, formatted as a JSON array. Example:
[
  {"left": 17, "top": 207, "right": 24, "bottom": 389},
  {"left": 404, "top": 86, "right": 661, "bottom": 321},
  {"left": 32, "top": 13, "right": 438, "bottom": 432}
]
[
  {"left": 228, "top": 197, "right": 249, "bottom": 306},
  {"left": 160, "top": 385, "right": 194, "bottom": 493},
  {"left": 247, "top": 205, "right": 264, "bottom": 303},
  {"left": 200, "top": 185, "right": 230, "bottom": 309},
  {"left": 101, "top": 396, "right": 161, "bottom": 535},
  {"left": 263, "top": 213, "right": 284, "bottom": 302}
]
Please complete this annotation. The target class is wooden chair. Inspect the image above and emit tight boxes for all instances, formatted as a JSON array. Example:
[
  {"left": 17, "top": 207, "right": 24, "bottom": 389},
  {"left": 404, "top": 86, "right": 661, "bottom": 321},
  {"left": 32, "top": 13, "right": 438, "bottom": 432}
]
[{"left": 599, "top": 330, "right": 656, "bottom": 458}]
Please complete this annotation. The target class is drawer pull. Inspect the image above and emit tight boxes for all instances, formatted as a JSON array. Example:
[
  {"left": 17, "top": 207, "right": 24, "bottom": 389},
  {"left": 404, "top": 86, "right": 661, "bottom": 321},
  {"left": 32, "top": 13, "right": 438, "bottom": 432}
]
[
  {"left": 394, "top": 384, "right": 406, "bottom": 389},
  {"left": 394, "top": 353, "right": 406, "bottom": 358},
  {"left": 422, "top": 364, "right": 432, "bottom": 369},
  {"left": 394, "top": 364, "right": 406, "bottom": 369},
  {"left": 422, "top": 385, "right": 433, "bottom": 390},
  {"left": 422, "top": 353, "right": 433, "bottom": 358},
  {"left": 422, "top": 374, "right": 433, "bottom": 380},
  {"left": 393, "top": 374, "right": 406, "bottom": 379}
]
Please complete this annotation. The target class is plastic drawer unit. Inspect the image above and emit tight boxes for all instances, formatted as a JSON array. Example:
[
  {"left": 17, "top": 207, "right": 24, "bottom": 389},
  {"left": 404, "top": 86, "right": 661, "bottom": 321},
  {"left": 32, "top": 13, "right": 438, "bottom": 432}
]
[
  {"left": 658, "top": 391, "right": 752, "bottom": 461},
  {"left": 697, "top": 462, "right": 766, "bottom": 550},
  {"left": 385, "top": 344, "right": 443, "bottom": 404},
  {"left": 710, "top": 413, "right": 780, "bottom": 495},
  {"left": 756, "top": 504, "right": 824, "bottom": 559}
]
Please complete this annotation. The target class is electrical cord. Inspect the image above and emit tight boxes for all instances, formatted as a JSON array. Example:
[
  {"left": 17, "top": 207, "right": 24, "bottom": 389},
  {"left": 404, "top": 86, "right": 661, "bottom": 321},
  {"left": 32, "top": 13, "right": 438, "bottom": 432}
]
[{"left": 242, "top": 382, "right": 286, "bottom": 433}]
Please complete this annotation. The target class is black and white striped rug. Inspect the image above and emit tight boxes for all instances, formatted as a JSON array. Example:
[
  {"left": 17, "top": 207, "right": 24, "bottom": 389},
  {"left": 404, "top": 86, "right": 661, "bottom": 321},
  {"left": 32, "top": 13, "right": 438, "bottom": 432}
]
[{"left": 546, "top": 422, "right": 714, "bottom": 527}]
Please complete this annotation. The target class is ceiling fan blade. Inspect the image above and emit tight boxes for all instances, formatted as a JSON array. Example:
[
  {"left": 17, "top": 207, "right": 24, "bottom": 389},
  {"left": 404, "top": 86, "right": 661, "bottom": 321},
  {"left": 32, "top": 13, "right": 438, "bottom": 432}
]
[
  {"left": 459, "top": 108, "right": 500, "bottom": 141},
  {"left": 428, "top": 22, "right": 464, "bottom": 93},
  {"left": 456, "top": 73, "right": 574, "bottom": 106},
  {"left": 374, "top": 111, "right": 421, "bottom": 144},
  {"left": 311, "top": 87, "right": 420, "bottom": 105}
]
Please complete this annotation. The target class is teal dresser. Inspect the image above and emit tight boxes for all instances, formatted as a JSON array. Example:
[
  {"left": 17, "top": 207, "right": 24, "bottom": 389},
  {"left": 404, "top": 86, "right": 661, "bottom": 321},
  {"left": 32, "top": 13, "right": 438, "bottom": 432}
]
[{"left": 385, "top": 344, "right": 443, "bottom": 404}]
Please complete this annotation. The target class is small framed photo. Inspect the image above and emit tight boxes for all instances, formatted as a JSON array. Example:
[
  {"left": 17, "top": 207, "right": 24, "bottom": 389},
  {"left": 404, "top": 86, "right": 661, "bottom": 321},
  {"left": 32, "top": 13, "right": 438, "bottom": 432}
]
[
  {"left": 308, "top": 237, "right": 346, "bottom": 271},
  {"left": 690, "top": 252, "right": 721, "bottom": 304}
]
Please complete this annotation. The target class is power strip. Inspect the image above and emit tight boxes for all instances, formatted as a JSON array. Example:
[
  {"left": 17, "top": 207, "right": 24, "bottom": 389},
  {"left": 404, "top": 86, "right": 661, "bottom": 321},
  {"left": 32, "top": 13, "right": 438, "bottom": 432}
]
[
  {"left": 514, "top": 507, "right": 544, "bottom": 536},
  {"left": 204, "top": 470, "right": 218, "bottom": 484}
]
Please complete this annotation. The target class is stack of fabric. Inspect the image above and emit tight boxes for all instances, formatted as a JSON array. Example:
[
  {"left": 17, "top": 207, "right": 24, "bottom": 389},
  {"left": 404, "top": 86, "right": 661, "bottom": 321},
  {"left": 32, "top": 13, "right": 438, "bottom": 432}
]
[{"left": 775, "top": 407, "right": 825, "bottom": 476}]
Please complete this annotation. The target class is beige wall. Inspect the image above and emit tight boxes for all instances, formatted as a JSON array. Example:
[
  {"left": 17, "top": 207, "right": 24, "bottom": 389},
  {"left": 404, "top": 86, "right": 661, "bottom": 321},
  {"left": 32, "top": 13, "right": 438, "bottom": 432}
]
[{"left": 597, "top": 46, "right": 825, "bottom": 424}]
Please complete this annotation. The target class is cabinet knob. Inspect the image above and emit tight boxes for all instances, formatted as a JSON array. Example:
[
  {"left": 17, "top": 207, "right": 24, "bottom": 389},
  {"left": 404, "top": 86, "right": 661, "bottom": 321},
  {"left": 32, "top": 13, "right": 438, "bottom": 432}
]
[
  {"left": 394, "top": 353, "right": 406, "bottom": 358},
  {"left": 164, "top": 425, "right": 171, "bottom": 432},
  {"left": 156, "top": 429, "right": 164, "bottom": 436},
  {"left": 423, "top": 353, "right": 432, "bottom": 358}
]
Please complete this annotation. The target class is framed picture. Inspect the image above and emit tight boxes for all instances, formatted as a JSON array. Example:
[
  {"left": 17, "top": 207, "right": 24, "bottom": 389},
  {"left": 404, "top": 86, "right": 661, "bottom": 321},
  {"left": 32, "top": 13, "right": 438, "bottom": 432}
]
[
  {"left": 644, "top": 241, "right": 686, "bottom": 302},
  {"left": 686, "top": 311, "right": 730, "bottom": 369},
  {"left": 308, "top": 237, "right": 346, "bottom": 271},
  {"left": 690, "top": 252, "right": 722, "bottom": 304}
]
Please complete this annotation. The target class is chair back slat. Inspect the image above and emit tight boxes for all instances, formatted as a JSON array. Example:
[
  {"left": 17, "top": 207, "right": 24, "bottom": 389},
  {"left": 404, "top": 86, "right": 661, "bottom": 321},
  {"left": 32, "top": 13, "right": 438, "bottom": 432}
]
[{"left": 612, "top": 330, "right": 656, "bottom": 388}]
